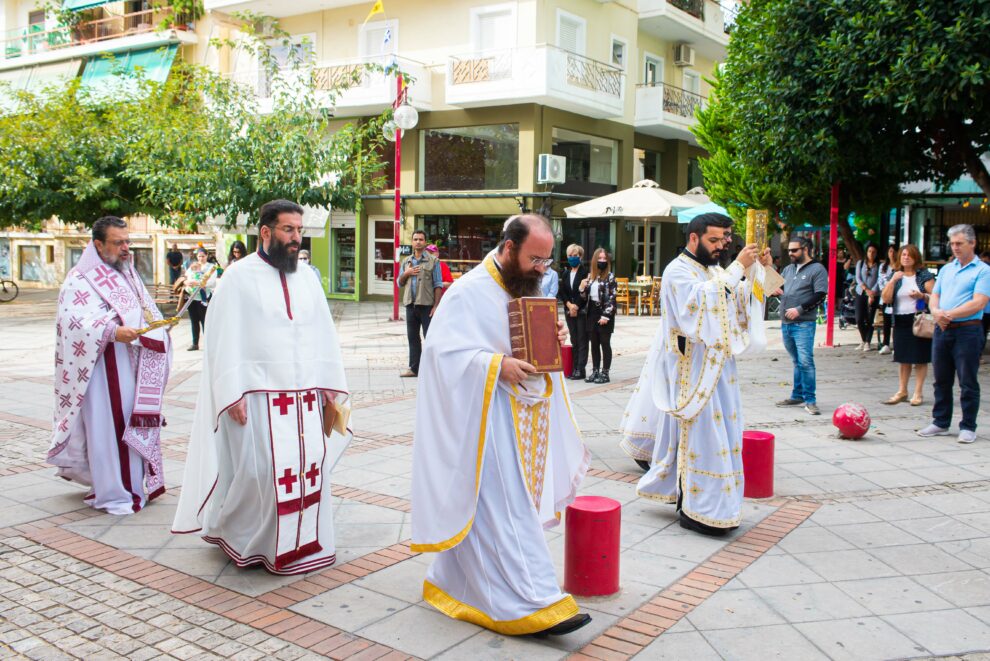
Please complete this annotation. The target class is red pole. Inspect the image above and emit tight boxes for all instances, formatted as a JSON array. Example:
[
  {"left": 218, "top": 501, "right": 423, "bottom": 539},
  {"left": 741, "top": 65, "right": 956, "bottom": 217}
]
[
  {"left": 391, "top": 73, "right": 403, "bottom": 322},
  {"left": 825, "top": 182, "right": 840, "bottom": 347}
]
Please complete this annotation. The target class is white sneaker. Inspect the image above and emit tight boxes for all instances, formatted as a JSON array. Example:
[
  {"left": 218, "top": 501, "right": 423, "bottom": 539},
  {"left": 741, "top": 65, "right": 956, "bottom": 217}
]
[
  {"left": 878, "top": 345, "right": 891, "bottom": 355},
  {"left": 863, "top": 343, "right": 874, "bottom": 352},
  {"left": 917, "top": 424, "right": 950, "bottom": 437},
  {"left": 856, "top": 342, "right": 866, "bottom": 351},
  {"left": 958, "top": 430, "right": 977, "bottom": 444}
]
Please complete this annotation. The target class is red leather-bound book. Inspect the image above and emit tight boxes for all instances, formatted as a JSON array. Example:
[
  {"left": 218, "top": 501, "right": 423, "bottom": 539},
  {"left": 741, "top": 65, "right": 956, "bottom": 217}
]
[{"left": 507, "top": 297, "right": 563, "bottom": 373}]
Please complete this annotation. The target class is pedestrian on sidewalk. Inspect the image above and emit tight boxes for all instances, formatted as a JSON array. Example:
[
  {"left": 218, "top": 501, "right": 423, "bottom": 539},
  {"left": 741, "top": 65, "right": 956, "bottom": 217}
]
[
  {"left": 854, "top": 243, "right": 880, "bottom": 351},
  {"left": 398, "top": 230, "right": 442, "bottom": 378},
  {"left": 918, "top": 225, "right": 990, "bottom": 444},
  {"left": 183, "top": 248, "right": 218, "bottom": 351},
  {"left": 876, "top": 244, "right": 898, "bottom": 355},
  {"left": 558, "top": 244, "right": 589, "bottom": 380},
  {"left": 579, "top": 248, "right": 616, "bottom": 384},
  {"left": 166, "top": 243, "right": 184, "bottom": 284},
  {"left": 776, "top": 237, "right": 828, "bottom": 416},
  {"left": 880, "top": 244, "right": 934, "bottom": 407}
]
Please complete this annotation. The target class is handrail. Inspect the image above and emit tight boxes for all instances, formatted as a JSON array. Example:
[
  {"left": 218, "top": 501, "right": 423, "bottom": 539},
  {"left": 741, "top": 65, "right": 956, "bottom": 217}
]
[
  {"left": 2, "top": 7, "right": 182, "bottom": 60},
  {"left": 637, "top": 82, "right": 705, "bottom": 119}
]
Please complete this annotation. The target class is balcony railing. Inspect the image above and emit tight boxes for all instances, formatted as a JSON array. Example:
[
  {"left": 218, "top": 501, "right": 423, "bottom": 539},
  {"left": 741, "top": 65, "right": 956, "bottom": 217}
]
[
  {"left": 564, "top": 50, "right": 623, "bottom": 98},
  {"left": 660, "top": 82, "right": 704, "bottom": 118},
  {"left": 2, "top": 7, "right": 183, "bottom": 60},
  {"left": 450, "top": 51, "right": 513, "bottom": 85},
  {"left": 670, "top": 0, "right": 704, "bottom": 19}
]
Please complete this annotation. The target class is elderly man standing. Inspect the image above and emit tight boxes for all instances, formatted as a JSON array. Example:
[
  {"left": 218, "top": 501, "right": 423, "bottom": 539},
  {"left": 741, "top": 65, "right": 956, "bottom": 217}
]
[
  {"left": 411, "top": 214, "right": 591, "bottom": 637},
  {"left": 918, "top": 224, "right": 990, "bottom": 444},
  {"left": 48, "top": 216, "right": 172, "bottom": 514}
]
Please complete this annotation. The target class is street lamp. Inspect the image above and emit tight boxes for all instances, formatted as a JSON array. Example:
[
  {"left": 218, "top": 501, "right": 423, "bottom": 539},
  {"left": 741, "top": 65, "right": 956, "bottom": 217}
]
[{"left": 385, "top": 73, "right": 418, "bottom": 322}]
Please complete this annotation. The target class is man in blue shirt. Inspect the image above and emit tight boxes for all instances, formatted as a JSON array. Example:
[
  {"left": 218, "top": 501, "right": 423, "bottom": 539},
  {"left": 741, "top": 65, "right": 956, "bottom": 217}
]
[
  {"left": 541, "top": 268, "right": 559, "bottom": 298},
  {"left": 918, "top": 224, "right": 990, "bottom": 444},
  {"left": 398, "top": 230, "right": 443, "bottom": 377}
]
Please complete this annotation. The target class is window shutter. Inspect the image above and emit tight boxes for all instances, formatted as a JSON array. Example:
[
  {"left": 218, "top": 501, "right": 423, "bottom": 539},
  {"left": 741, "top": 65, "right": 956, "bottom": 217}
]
[{"left": 558, "top": 17, "right": 581, "bottom": 54}]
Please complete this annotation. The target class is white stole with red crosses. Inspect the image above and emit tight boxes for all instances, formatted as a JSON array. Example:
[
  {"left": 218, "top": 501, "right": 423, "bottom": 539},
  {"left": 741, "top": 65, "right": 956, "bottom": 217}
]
[{"left": 267, "top": 389, "right": 327, "bottom": 569}]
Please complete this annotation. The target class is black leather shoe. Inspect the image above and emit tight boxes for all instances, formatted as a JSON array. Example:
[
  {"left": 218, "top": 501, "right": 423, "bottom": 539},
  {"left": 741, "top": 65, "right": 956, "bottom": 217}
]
[
  {"left": 595, "top": 370, "right": 610, "bottom": 384},
  {"left": 585, "top": 369, "right": 599, "bottom": 383},
  {"left": 635, "top": 459, "right": 651, "bottom": 472},
  {"left": 567, "top": 370, "right": 585, "bottom": 380},
  {"left": 187, "top": 344, "right": 199, "bottom": 351},
  {"left": 679, "top": 512, "right": 733, "bottom": 537},
  {"left": 531, "top": 613, "right": 592, "bottom": 638}
]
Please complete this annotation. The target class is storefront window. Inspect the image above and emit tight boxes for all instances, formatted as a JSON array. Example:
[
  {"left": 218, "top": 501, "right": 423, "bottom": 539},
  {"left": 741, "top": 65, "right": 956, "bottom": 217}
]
[
  {"left": 0, "top": 239, "right": 11, "bottom": 279},
  {"left": 67, "top": 247, "right": 84, "bottom": 271},
  {"left": 421, "top": 124, "right": 519, "bottom": 191},
  {"left": 560, "top": 219, "right": 612, "bottom": 268},
  {"left": 370, "top": 218, "right": 396, "bottom": 295},
  {"left": 131, "top": 248, "right": 154, "bottom": 285},
  {"left": 19, "top": 245, "right": 42, "bottom": 281},
  {"left": 687, "top": 157, "right": 703, "bottom": 190},
  {"left": 331, "top": 227, "right": 356, "bottom": 294},
  {"left": 421, "top": 215, "right": 504, "bottom": 274},
  {"left": 552, "top": 128, "right": 618, "bottom": 197}
]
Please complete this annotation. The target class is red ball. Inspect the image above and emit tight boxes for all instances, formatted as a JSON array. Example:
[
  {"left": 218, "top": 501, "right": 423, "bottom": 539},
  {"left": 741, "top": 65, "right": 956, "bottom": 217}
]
[{"left": 833, "top": 402, "right": 870, "bottom": 439}]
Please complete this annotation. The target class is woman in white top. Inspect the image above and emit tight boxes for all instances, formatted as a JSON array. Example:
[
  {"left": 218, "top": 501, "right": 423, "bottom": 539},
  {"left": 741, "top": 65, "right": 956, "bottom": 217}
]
[
  {"left": 183, "top": 248, "right": 219, "bottom": 351},
  {"left": 880, "top": 244, "right": 935, "bottom": 406}
]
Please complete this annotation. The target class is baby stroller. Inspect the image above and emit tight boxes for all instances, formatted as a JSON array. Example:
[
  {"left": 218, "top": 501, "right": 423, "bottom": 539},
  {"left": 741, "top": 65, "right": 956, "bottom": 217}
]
[{"left": 837, "top": 283, "right": 857, "bottom": 330}]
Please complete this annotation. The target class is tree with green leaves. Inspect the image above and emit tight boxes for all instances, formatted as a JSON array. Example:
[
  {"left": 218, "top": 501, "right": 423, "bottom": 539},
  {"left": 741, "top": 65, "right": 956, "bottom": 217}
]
[
  {"left": 0, "top": 19, "right": 389, "bottom": 231},
  {"left": 693, "top": 0, "right": 989, "bottom": 257}
]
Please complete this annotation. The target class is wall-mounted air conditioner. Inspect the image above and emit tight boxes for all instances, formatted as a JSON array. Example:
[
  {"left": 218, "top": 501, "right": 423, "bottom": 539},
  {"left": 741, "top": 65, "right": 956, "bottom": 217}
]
[
  {"left": 674, "top": 44, "right": 695, "bottom": 67},
  {"left": 537, "top": 154, "right": 566, "bottom": 184}
]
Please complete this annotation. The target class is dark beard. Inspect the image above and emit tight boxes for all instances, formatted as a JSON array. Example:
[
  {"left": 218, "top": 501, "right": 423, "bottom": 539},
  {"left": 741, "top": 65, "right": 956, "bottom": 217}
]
[
  {"left": 499, "top": 247, "right": 542, "bottom": 299},
  {"left": 268, "top": 237, "right": 299, "bottom": 273},
  {"left": 696, "top": 242, "right": 726, "bottom": 268}
]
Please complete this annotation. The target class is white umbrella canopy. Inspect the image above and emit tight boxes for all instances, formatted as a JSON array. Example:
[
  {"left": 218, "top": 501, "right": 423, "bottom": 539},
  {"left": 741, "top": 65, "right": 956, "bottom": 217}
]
[{"left": 563, "top": 180, "right": 701, "bottom": 219}]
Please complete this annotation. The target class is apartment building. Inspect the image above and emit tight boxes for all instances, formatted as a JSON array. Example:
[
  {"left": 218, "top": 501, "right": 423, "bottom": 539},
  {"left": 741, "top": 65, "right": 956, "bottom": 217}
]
[{"left": 0, "top": 0, "right": 731, "bottom": 296}]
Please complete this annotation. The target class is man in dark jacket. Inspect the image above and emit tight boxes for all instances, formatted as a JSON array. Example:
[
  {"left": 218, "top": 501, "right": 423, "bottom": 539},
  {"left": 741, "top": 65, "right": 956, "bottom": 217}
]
[{"left": 558, "top": 243, "right": 589, "bottom": 380}]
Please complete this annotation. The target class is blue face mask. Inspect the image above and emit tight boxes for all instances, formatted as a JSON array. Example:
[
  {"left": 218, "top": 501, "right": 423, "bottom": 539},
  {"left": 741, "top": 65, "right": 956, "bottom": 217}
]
[{"left": 567, "top": 256, "right": 581, "bottom": 267}]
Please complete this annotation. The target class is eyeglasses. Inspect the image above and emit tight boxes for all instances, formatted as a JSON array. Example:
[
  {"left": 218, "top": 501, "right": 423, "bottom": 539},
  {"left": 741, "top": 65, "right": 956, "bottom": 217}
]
[
  {"left": 529, "top": 256, "right": 555, "bottom": 267},
  {"left": 787, "top": 248, "right": 803, "bottom": 253}
]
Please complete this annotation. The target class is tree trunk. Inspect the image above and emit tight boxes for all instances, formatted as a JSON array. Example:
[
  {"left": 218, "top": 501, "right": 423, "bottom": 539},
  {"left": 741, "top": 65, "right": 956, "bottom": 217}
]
[
  {"left": 961, "top": 143, "right": 990, "bottom": 199},
  {"left": 836, "top": 218, "right": 862, "bottom": 262}
]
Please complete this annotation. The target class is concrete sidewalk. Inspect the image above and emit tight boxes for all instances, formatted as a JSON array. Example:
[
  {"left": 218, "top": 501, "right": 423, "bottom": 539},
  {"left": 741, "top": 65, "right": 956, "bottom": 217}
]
[{"left": 1, "top": 292, "right": 988, "bottom": 660}]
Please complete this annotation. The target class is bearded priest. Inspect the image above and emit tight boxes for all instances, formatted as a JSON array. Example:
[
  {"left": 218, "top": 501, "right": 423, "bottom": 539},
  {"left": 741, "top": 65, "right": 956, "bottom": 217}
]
[
  {"left": 411, "top": 214, "right": 592, "bottom": 637},
  {"left": 619, "top": 213, "right": 772, "bottom": 536},
  {"left": 172, "top": 200, "right": 351, "bottom": 574},
  {"left": 48, "top": 216, "right": 172, "bottom": 515}
]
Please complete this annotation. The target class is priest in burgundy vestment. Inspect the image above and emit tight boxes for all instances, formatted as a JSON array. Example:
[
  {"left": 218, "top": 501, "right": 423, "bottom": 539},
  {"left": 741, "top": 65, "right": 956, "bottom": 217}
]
[{"left": 172, "top": 200, "right": 351, "bottom": 574}]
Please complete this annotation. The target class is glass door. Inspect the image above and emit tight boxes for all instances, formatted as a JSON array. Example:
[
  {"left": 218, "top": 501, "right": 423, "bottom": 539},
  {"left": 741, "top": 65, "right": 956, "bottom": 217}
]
[{"left": 369, "top": 218, "right": 396, "bottom": 295}]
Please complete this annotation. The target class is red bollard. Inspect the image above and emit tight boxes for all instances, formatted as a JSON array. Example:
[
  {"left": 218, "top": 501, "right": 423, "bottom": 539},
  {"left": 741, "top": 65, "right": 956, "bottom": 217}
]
[
  {"left": 561, "top": 344, "right": 573, "bottom": 378},
  {"left": 742, "top": 430, "right": 775, "bottom": 498},
  {"left": 564, "top": 495, "right": 620, "bottom": 596}
]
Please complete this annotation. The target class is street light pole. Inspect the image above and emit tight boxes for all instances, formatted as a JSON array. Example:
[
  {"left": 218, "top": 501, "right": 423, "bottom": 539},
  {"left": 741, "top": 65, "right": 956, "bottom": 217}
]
[{"left": 392, "top": 72, "right": 404, "bottom": 322}]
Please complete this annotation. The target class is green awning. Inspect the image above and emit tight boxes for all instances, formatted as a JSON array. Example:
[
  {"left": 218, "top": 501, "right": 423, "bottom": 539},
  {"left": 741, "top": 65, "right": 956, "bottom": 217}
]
[
  {"left": 62, "top": 0, "right": 114, "bottom": 11},
  {"left": 79, "top": 44, "right": 177, "bottom": 100}
]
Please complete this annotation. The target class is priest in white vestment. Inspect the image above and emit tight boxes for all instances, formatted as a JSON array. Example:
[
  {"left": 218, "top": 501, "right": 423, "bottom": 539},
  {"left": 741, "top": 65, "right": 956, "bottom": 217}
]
[
  {"left": 411, "top": 214, "right": 592, "bottom": 636},
  {"left": 48, "top": 216, "right": 172, "bottom": 515},
  {"left": 619, "top": 213, "right": 772, "bottom": 535},
  {"left": 173, "top": 200, "right": 351, "bottom": 574}
]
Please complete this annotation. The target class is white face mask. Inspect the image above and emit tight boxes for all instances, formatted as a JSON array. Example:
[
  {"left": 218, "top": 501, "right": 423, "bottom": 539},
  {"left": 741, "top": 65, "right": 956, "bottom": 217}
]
[{"left": 299, "top": 258, "right": 309, "bottom": 264}]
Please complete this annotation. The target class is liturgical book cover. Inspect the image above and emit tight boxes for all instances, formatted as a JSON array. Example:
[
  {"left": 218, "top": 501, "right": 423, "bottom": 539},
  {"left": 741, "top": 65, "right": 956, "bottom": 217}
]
[{"left": 507, "top": 297, "right": 563, "bottom": 373}]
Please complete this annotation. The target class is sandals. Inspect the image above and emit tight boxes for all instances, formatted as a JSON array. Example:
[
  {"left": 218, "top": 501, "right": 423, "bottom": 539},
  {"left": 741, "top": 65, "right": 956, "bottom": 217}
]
[
  {"left": 883, "top": 392, "right": 908, "bottom": 405},
  {"left": 910, "top": 396, "right": 924, "bottom": 406}
]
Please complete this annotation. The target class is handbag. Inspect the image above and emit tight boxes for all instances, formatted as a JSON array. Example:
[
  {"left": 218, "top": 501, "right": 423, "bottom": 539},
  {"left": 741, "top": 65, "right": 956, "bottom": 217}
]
[
  {"left": 873, "top": 308, "right": 885, "bottom": 327},
  {"left": 912, "top": 312, "right": 934, "bottom": 339}
]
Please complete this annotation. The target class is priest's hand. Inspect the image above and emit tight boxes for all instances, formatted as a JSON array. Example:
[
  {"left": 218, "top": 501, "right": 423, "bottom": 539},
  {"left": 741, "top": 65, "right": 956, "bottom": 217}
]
[
  {"left": 758, "top": 248, "right": 773, "bottom": 267},
  {"left": 228, "top": 398, "right": 248, "bottom": 426},
  {"left": 114, "top": 327, "right": 139, "bottom": 343},
  {"left": 557, "top": 320, "right": 568, "bottom": 346},
  {"left": 499, "top": 357, "right": 536, "bottom": 386},
  {"left": 736, "top": 244, "right": 759, "bottom": 269}
]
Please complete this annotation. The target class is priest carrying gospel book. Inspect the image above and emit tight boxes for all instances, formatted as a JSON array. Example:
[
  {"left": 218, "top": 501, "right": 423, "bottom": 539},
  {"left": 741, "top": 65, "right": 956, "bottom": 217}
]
[
  {"left": 411, "top": 214, "right": 593, "bottom": 637},
  {"left": 619, "top": 212, "right": 774, "bottom": 536}
]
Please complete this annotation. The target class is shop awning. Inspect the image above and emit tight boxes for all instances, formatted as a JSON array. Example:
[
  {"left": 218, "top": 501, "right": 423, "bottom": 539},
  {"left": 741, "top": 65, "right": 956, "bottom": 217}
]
[
  {"left": 0, "top": 59, "right": 83, "bottom": 112},
  {"left": 62, "top": 0, "right": 114, "bottom": 11},
  {"left": 79, "top": 44, "right": 177, "bottom": 100}
]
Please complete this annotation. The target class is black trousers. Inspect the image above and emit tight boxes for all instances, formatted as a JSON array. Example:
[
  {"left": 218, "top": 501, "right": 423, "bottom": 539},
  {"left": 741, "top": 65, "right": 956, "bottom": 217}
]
[
  {"left": 565, "top": 312, "right": 588, "bottom": 374},
  {"left": 932, "top": 324, "right": 983, "bottom": 432},
  {"left": 188, "top": 300, "right": 207, "bottom": 346},
  {"left": 406, "top": 304, "right": 433, "bottom": 374},
  {"left": 854, "top": 292, "right": 877, "bottom": 344},
  {"left": 881, "top": 312, "right": 893, "bottom": 347}
]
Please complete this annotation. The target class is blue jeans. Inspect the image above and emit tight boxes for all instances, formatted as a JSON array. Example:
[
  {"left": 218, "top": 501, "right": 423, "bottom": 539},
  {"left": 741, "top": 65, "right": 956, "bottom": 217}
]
[
  {"left": 782, "top": 321, "right": 816, "bottom": 404},
  {"left": 931, "top": 324, "right": 983, "bottom": 432}
]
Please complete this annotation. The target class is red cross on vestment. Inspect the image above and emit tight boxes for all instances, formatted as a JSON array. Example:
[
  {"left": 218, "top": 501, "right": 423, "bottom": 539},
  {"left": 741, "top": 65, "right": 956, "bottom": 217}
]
[
  {"left": 302, "top": 391, "right": 317, "bottom": 412},
  {"left": 272, "top": 393, "right": 294, "bottom": 416},
  {"left": 306, "top": 463, "right": 319, "bottom": 487},
  {"left": 278, "top": 467, "right": 297, "bottom": 494}
]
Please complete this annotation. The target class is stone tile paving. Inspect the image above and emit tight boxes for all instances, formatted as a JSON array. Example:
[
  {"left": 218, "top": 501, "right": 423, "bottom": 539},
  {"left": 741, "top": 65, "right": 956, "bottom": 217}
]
[{"left": 1, "top": 292, "right": 989, "bottom": 659}]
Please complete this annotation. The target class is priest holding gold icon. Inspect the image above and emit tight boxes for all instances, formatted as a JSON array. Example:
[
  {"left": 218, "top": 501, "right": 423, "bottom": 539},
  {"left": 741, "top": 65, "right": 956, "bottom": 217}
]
[
  {"left": 172, "top": 200, "right": 352, "bottom": 574},
  {"left": 411, "top": 214, "right": 592, "bottom": 636},
  {"left": 620, "top": 213, "right": 774, "bottom": 536}
]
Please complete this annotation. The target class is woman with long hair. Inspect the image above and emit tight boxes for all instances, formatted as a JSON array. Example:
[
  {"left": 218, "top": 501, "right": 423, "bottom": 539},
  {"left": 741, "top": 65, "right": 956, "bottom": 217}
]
[
  {"left": 854, "top": 242, "right": 880, "bottom": 351},
  {"left": 876, "top": 244, "right": 898, "bottom": 354},
  {"left": 227, "top": 240, "right": 247, "bottom": 265},
  {"left": 579, "top": 248, "right": 617, "bottom": 384},
  {"left": 183, "top": 248, "right": 218, "bottom": 351},
  {"left": 880, "top": 244, "right": 935, "bottom": 405}
]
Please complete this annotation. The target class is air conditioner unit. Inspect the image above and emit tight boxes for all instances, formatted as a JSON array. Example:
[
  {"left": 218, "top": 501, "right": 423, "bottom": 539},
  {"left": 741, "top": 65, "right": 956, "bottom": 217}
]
[
  {"left": 674, "top": 44, "right": 695, "bottom": 67},
  {"left": 537, "top": 154, "right": 566, "bottom": 185}
]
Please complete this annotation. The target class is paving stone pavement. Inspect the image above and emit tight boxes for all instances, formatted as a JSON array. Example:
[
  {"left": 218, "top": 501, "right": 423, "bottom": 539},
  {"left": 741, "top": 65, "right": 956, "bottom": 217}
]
[{"left": 1, "top": 291, "right": 989, "bottom": 660}]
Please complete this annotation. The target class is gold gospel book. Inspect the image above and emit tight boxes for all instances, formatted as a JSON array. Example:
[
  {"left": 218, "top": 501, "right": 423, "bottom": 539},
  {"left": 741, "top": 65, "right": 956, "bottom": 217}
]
[{"left": 507, "top": 297, "right": 563, "bottom": 373}]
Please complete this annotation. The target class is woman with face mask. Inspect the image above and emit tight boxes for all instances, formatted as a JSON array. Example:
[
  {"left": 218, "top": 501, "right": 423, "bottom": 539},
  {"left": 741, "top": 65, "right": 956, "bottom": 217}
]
[
  {"left": 558, "top": 244, "right": 589, "bottom": 380},
  {"left": 579, "top": 248, "right": 617, "bottom": 383},
  {"left": 298, "top": 249, "right": 323, "bottom": 283}
]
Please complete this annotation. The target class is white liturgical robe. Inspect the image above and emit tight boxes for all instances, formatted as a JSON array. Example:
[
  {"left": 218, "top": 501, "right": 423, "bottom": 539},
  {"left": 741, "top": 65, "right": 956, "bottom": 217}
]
[
  {"left": 411, "top": 255, "right": 590, "bottom": 635},
  {"left": 619, "top": 253, "right": 767, "bottom": 529},
  {"left": 172, "top": 252, "right": 351, "bottom": 574}
]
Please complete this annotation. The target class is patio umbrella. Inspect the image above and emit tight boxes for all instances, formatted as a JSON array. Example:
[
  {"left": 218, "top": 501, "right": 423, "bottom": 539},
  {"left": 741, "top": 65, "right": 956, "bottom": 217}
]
[
  {"left": 564, "top": 180, "right": 701, "bottom": 275},
  {"left": 676, "top": 201, "right": 729, "bottom": 224}
]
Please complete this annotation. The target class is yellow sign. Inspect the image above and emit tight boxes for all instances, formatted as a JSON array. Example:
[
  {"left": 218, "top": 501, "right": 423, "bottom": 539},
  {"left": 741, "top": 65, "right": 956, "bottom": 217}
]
[{"left": 364, "top": 0, "right": 384, "bottom": 23}]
